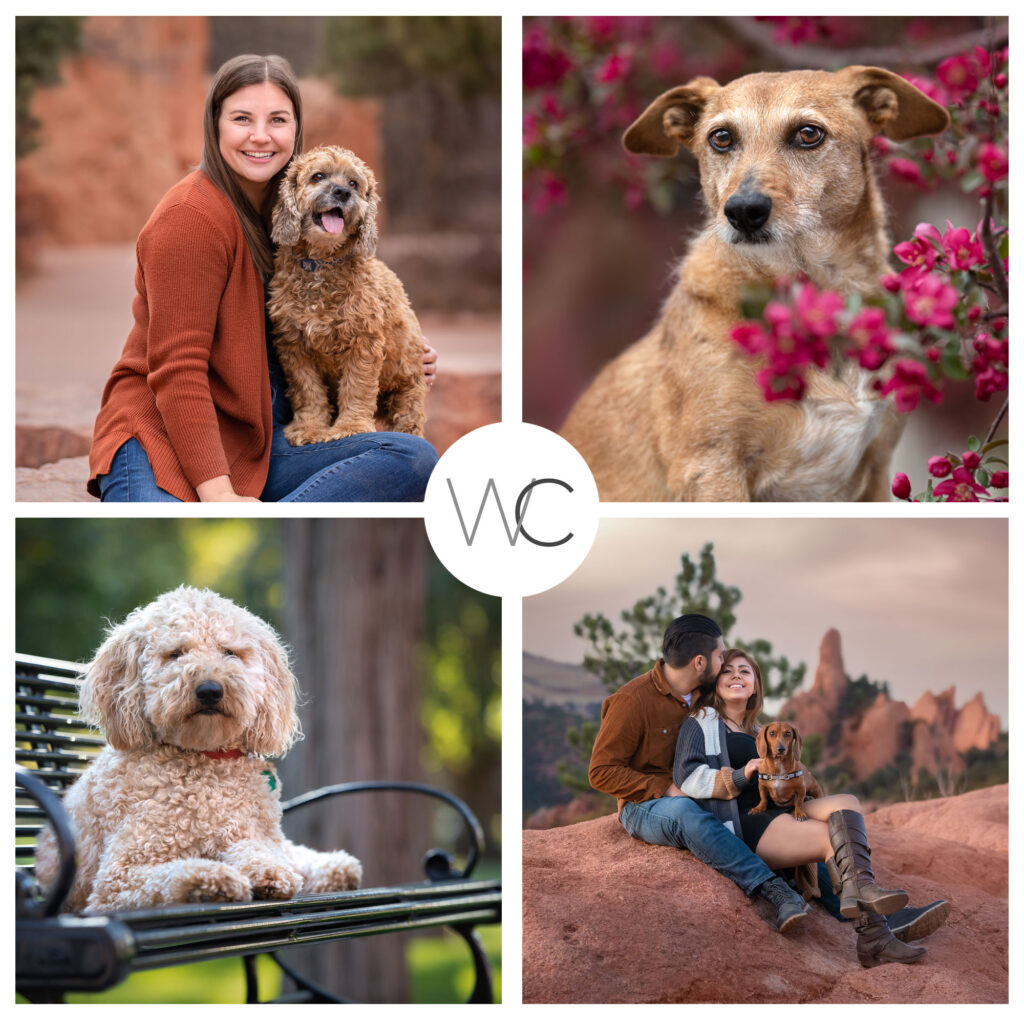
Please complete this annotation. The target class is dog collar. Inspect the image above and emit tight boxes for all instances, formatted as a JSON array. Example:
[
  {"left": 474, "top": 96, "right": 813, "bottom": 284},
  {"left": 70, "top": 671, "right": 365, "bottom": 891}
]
[
  {"left": 199, "top": 748, "right": 245, "bottom": 760},
  {"left": 758, "top": 769, "right": 804, "bottom": 781},
  {"left": 299, "top": 255, "right": 355, "bottom": 272}
]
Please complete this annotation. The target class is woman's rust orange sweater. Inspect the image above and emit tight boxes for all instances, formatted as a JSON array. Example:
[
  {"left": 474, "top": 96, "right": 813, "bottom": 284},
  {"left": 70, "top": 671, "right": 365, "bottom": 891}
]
[{"left": 88, "top": 170, "right": 272, "bottom": 501}]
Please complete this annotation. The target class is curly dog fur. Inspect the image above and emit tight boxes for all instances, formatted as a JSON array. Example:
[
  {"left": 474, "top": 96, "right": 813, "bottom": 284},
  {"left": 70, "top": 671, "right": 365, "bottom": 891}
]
[
  {"left": 267, "top": 145, "right": 427, "bottom": 445},
  {"left": 35, "top": 586, "right": 362, "bottom": 912}
]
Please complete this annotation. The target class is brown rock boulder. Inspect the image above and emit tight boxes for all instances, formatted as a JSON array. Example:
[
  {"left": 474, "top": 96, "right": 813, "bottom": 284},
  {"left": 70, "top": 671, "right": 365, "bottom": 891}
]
[
  {"left": 523, "top": 786, "right": 1007, "bottom": 1003},
  {"left": 841, "top": 693, "right": 910, "bottom": 780},
  {"left": 780, "top": 628, "right": 845, "bottom": 739}
]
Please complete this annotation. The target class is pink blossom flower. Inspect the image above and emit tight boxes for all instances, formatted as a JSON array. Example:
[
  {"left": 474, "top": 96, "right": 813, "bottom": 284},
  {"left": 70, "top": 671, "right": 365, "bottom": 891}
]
[
  {"left": 880, "top": 273, "right": 903, "bottom": 293},
  {"left": 991, "top": 471, "right": 1008, "bottom": 489},
  {"left": 961, "top": 450, "right": 981, "bottom": 470},
  {"left": 844, "top": 307, "right": 894, "bottom": 370},
  {"left": 941, "top": 223, "right": 985, "bottom": 270},
  {"left": 794, "top": 283, "right": 844, "bottom": 338},
  {"left": 523, "top": 35, "right": 572, "bottom": 90},
  {"left": 755, "top": 366, "right": 805, "bottom": 402},
  {"left": 596, "top": 52, "right": 631, "bottom": 84},
  {"left": 879, "top": 359, "right": 944, "bottom": 412},
  {"left": 927, "top": 456, "right": 952, "bottom": 478},
  {"left": 888, "top": 158, "right": 927, "bottom": 186},
  {"left": 937, "top": 54, "right": 980, "bottom": 98},
  {"left": 974, "top": 364, "right": 1009, "bottom": 400},
  {"left": 932, "top": 466, "right": 989, "bottom": 501},
  {"left": 891, "top": 473, "right": 912, "bottom": 500},
  {"left": 977, "top": 143, "right": 1008, "bottom": 183},
  {"left": 901, "top": 272, "right": 959, "bottom": 329}
]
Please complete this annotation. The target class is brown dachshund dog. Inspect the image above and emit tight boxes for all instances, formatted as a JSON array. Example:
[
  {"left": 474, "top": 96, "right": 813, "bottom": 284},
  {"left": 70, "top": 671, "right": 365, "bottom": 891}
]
[{"left": 751, "top": 720, "right": 822, "bottom": 820}]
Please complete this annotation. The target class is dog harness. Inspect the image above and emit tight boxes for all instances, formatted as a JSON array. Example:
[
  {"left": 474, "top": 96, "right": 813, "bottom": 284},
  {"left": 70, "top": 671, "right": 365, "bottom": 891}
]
[{"left": 758, "top": 769, "right": 804, "bottom": 781}]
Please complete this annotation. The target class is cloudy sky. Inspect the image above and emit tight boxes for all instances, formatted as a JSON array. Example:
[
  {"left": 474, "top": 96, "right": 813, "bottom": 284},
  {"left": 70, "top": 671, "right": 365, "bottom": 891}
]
[{"left": 523, "top": 517, "right": 1009, "bottom": 726}]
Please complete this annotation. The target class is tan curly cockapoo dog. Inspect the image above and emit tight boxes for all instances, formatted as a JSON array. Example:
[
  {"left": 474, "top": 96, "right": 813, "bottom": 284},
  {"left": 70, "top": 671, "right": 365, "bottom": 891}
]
[
  {"left": 35, "top": 586, "right": 362, "bottom": 912},
  {"left": 267, "top": 145, "right": 428, "bottom": 446}
]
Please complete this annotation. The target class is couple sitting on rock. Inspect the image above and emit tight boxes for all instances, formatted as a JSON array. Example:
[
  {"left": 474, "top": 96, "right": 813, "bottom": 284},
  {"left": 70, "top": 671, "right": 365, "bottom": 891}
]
[{"left": 589, "top": 612, "right": 950, "bottom": 967}]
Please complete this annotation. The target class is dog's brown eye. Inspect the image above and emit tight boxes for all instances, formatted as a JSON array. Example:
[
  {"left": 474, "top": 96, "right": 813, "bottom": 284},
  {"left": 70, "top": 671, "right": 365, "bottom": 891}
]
[
  {"left": 709, "top": 129, "right": 734, "bottom": 152},
  {"left": 168, "top": 648, "right": 184, "bottom": 660},
  {"left": 222, "top": 647, "right": 237, "bottom": 658},
  {"left": 311, "top": 172, "right": 327, "bottom": 183},
  {"left": 348, "top": 179, "right": 358, "bottom": 189},
  {"left": 794, "top": 125, "right": 825, "bottom": 148}
]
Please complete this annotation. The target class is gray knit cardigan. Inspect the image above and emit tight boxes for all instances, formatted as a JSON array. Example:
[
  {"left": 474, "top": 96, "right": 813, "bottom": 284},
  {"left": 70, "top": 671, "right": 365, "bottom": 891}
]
[{"left": 672, "top": 707, "right": 755, "bottom": 837}]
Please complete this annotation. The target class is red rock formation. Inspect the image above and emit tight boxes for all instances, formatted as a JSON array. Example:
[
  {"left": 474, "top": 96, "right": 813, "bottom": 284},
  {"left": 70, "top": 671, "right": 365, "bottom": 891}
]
[
  {"left": 952, "top": 692, "right": 1001, "bottom": 753},
  {"left": 781, "top": 628, "right": 846, "bottom": 738},
  {"left": 781, "top": 631, "right": 1001, "bottom": 784},
  {"left": 523, "top": 785, "right": 1007, "bottom": 1003},
  {"left": 842, "top": 692, "right": 910, "bottom": 780}
]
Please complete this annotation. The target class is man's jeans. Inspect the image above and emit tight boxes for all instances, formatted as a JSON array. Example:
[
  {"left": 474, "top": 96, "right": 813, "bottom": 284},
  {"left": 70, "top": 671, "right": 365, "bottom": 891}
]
[{"left": 619, "top": 796, "right": 776, "bottom": 896}]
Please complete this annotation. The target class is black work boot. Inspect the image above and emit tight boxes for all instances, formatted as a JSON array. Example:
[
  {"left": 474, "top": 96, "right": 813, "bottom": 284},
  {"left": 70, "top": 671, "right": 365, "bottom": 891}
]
[
  {"left": 755, "top": 876, "right": 809, "bottom": 932},
  {"left": 855, "top": 911, "right": 927, "bottom": 967},
  {"left": 827, "top": 809, "right": 909, "bottom": 918},
  {"left": 886, "top": 899, "right": 951, "bottom": 942}
]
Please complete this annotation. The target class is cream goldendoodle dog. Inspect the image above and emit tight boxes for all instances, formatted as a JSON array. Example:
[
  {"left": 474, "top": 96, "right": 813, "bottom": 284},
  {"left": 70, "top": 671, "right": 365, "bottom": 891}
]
[
  {"left": 267, "top": 145, "right": 427, "bottom": 446},
  {"left": 35, "top": 586, "right": 362, "bottom": 912}
]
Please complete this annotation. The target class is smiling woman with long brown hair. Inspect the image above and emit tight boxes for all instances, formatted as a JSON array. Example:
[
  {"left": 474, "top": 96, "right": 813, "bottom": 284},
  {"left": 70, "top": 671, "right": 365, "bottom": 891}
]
[{"left": 88, "top": 53, "right": 437, "bottom": 502}]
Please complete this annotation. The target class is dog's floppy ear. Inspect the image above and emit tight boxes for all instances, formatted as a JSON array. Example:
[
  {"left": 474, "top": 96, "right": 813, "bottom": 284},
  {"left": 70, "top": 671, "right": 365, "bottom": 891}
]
[
  {"left": 246, "top": 618, "right": 303, "bottom": 757},
  {"left": 271, "top": 156, "right": 304, "bottom": 247},
  {"left": 80, "top": 616, "right": 151, "bottom": 751},
  {"left": 840, "top": 65, "right": 950, "bottom": 141},
  {"left": 789, "top": 723, "right": 803, "bottom": 764},
  {"left": 623, "top": 78, "right": 720, "bottom": 156},
  {"left": 755, "top": 726, "right": 768, "bottom": 760},
  {"left": 353, "top": 165, "right": 379, "bottom": 260}
]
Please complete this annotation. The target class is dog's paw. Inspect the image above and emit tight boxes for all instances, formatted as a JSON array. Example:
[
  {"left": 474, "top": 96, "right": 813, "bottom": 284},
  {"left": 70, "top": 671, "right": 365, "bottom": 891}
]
[
  {"left": 248, "top": 863, "right": 304, "bottom": 900},
  {"left": 303, "top": 852, "right": 363, "bottom": 893},
  {"left": 284, "top": 421, "right": 332, "bottom": 446},
  {"left": 327, "top": 418, "right": 377, "bottom": 439},
  {"left": 173, "top": 863, "right": 253, "bottom": 904}
]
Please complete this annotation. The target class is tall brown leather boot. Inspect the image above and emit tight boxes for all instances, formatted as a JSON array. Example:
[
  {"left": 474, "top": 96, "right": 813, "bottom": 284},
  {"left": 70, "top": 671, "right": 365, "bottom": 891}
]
[
  {"left": 855, "top": 911, "right": 926, "bottom": 968},
  {"left": 827, "top": 809, "right": 908, "bottom": 918}
]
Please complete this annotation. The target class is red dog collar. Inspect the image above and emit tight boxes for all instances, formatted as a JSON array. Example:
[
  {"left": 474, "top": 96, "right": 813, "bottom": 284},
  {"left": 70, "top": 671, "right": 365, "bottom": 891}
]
[{"left": 199, "top": 748, "right": 245, "bottom": 760}]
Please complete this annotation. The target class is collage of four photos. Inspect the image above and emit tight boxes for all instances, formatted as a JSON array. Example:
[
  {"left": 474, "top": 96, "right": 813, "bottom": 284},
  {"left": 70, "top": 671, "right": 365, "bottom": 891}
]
[{"left": 14, "top": 13, "right": 1010, "bottom": 1007}]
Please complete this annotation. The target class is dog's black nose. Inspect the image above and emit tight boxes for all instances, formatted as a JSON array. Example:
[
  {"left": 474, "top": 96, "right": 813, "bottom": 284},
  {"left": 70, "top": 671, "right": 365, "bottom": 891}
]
[
  {"left": 724, "top": 192, "right": 772, "bottom": 235},
  {"left": 331, "top": 185, "right": 351, "bottom": 204},
  {"left": 195, "top": 681, "right": 223, "bottom": 707}
]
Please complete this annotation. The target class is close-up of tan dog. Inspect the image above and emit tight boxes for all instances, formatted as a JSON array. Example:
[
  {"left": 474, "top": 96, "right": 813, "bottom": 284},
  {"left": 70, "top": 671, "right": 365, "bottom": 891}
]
[
  {"left": 35, "top": 586, "right": 362, "bottom": 912},
  {"left": 560, "top": 66, "right": 950, "bottom": 501},
  {"left": 751, "top": 720, "right": 822, "bottom": 820},
  {"left": 268, "top": 145, "right": 427, "bottom": 446}
]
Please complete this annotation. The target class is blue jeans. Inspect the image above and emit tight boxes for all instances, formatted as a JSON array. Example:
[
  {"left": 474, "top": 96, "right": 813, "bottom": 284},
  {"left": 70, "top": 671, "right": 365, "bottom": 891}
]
[
  {"left": 97, "top": 360, "right": 438, "bottom": 502},
  {"left": 619, "top": 796, "right": 776, "bottom": 896}
]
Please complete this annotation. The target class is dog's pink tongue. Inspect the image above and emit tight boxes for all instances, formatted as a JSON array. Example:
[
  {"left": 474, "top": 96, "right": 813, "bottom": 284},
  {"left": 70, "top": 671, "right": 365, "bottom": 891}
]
[{"left": 321, "top": 211, "right": 345, "bottom": 234}]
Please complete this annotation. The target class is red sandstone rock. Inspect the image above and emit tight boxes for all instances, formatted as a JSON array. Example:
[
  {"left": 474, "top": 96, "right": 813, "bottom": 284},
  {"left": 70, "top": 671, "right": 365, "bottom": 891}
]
[
  {"left": 952, "top": 692, "right": 1001, "bottom": 754},
  {"left": 781, "top": 631, "right": 1001, "bottom": 785},
  {"left": 523, "top": 786, "right": 1007, "bottom": 1003}
]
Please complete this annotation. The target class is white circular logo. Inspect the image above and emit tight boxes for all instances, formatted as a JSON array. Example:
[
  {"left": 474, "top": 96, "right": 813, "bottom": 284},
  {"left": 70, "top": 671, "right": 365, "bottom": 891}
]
[{"left": 423, "top": 423, "right": 600, "bottom": 597}]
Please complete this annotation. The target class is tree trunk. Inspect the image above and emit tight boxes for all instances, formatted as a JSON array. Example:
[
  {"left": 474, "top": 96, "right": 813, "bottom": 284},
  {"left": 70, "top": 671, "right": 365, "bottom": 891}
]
[{"left": 277, "top": 519, "right": 427, "bottom": 1002}]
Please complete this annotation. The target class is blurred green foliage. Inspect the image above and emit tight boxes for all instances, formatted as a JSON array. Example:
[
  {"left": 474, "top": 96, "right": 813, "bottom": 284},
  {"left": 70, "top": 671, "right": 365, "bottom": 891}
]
[
  {"left": 16, "top": 520, "right": 284, "bottom": 661},
  {"left": 322, "top": 16, "right": 500, "bottom": 98},
  {"left": 16, "top": 16, "right": 82, "bottom": 158},
  {"left": 16, "top": 519, "right": 500, "bottom": 843}
]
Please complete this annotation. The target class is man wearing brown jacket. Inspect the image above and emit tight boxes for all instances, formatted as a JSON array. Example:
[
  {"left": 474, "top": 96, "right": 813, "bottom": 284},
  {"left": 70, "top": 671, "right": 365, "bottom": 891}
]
[{"left": 589, "top": 612, "right": 810, "bottom": 930}]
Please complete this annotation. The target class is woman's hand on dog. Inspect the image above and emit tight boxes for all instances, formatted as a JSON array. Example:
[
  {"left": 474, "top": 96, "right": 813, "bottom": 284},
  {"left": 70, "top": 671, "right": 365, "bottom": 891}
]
[
  {"left": 744, "top": 757, "right": 762, "bottom": 781},
  {"left": 423, "top": 340, "right": 437, "bottom": 387}
]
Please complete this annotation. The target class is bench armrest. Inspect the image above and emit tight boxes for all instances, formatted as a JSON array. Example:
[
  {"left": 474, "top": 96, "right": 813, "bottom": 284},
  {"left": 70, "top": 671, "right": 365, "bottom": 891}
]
[
  {"left": 16, "top": 767, "right": 76, "bottom": 918},
  {"left": 282, "top": 780, "right": 486, "bottom": 880}
]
